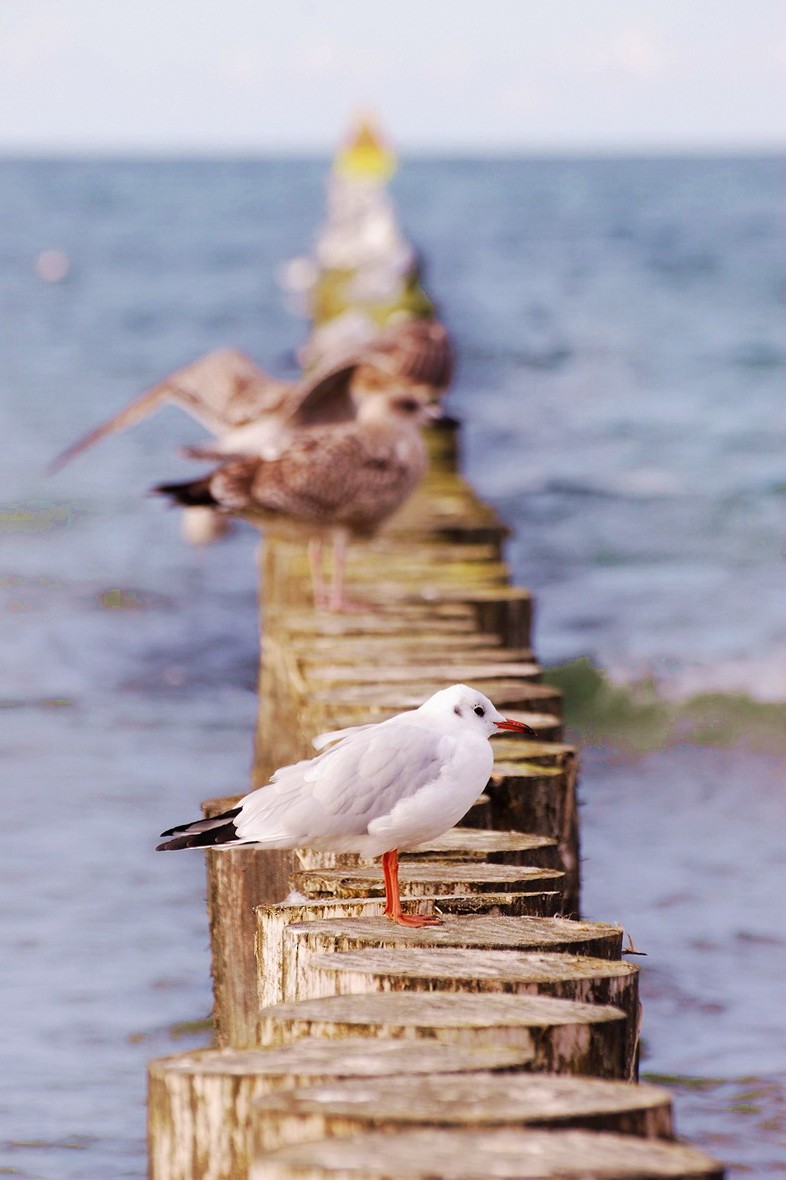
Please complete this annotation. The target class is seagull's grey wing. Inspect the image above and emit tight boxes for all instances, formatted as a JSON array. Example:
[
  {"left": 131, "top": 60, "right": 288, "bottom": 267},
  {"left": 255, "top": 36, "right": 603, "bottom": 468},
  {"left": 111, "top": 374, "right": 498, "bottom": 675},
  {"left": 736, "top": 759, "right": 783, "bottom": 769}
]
[
  {"left": 304, "top": 719, "right": 448, "bottom": 827},
  {"left": 49, "top": 383, "right": 175, "bottom": 473},
  {"left": 49, "top": 349, "right": 286, "bottom": 472},
  {"left": 233, "top": 720, "right": 447, "bottom": 845},
  {"left": 231, "top": 757, "right": 324, "bottom": 845}
]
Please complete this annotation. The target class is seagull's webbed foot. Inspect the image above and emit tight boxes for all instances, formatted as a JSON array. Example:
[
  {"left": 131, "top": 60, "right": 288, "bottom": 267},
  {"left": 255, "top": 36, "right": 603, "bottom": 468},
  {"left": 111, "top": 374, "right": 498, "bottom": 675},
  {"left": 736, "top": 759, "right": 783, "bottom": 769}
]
[
  {"left": 386, "top": 910, "right": 444, "bottom": 928},
  {"left": 381, "top": 849, "right": 442, "bottom": 927}
]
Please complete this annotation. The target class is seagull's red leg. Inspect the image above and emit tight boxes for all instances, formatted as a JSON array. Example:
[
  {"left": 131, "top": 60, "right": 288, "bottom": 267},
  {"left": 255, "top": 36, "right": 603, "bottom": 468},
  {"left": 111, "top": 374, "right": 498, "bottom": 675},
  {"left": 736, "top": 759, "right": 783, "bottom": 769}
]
[
  {"left": 308, "top": 537, "right": 328, "bottom": 609},
  {"left": 381, "top": 848, "right": 396, "bottom": 916},
  {"left": 381, "top": 849, "right": 442, "bottom": 928}
]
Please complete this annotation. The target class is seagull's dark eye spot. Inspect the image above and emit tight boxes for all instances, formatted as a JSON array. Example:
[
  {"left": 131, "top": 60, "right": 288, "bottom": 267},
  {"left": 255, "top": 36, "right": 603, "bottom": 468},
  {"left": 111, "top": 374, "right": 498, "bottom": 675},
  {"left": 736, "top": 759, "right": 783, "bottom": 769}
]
[
  {"left": 454, "top": 705, "right": 462, "bottom": 716},
  {"left": 396, "top": 397, "right": 420, "bottom": 414},
  {"left": 473, "top": 705, "right": 485, "bottom": 717}
]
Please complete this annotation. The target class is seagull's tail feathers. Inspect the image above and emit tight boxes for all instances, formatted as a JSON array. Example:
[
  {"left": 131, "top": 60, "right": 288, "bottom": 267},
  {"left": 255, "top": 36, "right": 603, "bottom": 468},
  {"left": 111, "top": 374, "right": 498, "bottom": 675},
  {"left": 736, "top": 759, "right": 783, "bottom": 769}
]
[
  {"left": 154, "top": 476, "right": 218, "bottom": 508},
  {"left": 155, "top": 457, "right": 260, "bottom": 513},
  {"left": 156, "top": 805, "right": 241, "bottom": 851}
]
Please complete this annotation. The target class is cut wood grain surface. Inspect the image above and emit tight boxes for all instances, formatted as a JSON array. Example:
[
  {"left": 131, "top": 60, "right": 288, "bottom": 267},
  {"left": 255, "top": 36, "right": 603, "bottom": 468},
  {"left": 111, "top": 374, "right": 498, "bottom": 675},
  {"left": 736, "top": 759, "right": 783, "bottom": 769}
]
[
  {"left": 292, "top": 861, "right": 565, "bottom": 899},
  {"left": 257, "top": 991, "right": 628, "bottom": 1079},
  {"left": 148, "top": 1040, "right": 535, "bottom": 1180},
  {"left": 289, "top": 948, "right": 640, "bottom": 1080},
  {"left": 280, "top": 914, "right": 623, "bottom": 958},
  {"left": 250, "top": 1127, "right": 723, "bottom": 1179},
  {"left": 257, "top": 896, "right": 568, "bottom": 1010},
  {"left": 250, "top": 1072, "right": 673, "bottom": 1156}
]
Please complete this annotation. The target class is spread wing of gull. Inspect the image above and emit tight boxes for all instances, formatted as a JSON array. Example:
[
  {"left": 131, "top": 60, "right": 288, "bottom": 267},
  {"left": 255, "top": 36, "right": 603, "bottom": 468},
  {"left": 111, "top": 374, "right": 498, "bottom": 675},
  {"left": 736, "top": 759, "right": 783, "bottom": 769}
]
[
  {"left": 184, "top": 355, "right": 364, "bottom": 463},
  {"left": 232, "top": 719, "right": 449, "bottom": 847},
  {"left": 48, "top": 348, "right": 290, "bottom": 472},
  {"left": 364, "top": 318, "right": 454, "bottom": 392},
  {"left": 175, "top": 346, "right": 372, "bottom": 463},
  {"left": 280, "top": 318, "right": 455, "bottom": 431}
]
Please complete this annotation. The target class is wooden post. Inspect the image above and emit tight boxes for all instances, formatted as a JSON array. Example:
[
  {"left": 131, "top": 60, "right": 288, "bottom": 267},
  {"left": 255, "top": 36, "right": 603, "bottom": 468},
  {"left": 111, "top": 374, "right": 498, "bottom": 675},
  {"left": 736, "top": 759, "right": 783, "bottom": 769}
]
[
  {"left": 199, "top": 832, "right": 294, "bottom": 1049},
  {"left": 249, "top": 1127, "right": 724, "bottom": 1180},
  {"left": 250, "top": 1072, "right": 673, "bottom": 1156},
  {"left": 467, "top": 755, "right": 581, "bottom": 913},
  {"left": 293, "top": 827, "right": 560, "bottom": 872},
  {"left": 148, "top": 1040, "right": 533, "bottom": 1180},
  {"left": 288, "top": 948, "right": 640, "bottom": 1082},
  {"left": 257, "top": 991, "right": 629, "bottom": 1079},
  {"left": 256, "top": 898, "right": 577, "bottom": 1012},
  {"left": 291, "top": 860, "right": 565, "bottom": 900}
]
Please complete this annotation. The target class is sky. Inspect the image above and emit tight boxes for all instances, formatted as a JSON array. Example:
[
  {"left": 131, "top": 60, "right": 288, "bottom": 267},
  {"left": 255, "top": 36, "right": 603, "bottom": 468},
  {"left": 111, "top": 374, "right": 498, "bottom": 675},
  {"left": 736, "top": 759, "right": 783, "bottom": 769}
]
[{"left": 0, "top": 0, "right": 784, "bottom": 154}]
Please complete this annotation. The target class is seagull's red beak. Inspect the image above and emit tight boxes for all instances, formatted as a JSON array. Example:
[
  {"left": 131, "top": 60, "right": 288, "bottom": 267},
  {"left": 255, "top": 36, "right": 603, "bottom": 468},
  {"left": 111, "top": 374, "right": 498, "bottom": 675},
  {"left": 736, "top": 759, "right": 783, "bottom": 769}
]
[{"left": 494, "top": 717, "right": 536, "bottom": 737}]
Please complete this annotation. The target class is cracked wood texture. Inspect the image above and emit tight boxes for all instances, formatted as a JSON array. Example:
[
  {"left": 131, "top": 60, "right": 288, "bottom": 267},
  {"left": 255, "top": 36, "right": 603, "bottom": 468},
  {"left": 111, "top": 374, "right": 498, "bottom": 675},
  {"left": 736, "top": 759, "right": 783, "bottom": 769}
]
[
  {"left": 257, "top": 992, "right": 629, "bottom": 1080},
  {"left": 250, "top": 1128, "right": 724, "bottom": 1180},
  {"left": 265, "top": 913, "right": 624, "bottom": 1004},
  {"left": 250, "top": 1072, "right": 673, "bottom": 1157},
  {"left": 291, "top": 860, "right": 565, "bottom": 900},
  {"left": 256, "top": 897, "right": 568, "bottom": 1014},
  {"left": 287, "top": 947, "right": 640, "bottom": 1081},
  {"left": 148, "top": 1039, "right": 533, "bottom": 1180},
  {"left": 262, "top": 912, "right": 624, "bottom": 1015}
]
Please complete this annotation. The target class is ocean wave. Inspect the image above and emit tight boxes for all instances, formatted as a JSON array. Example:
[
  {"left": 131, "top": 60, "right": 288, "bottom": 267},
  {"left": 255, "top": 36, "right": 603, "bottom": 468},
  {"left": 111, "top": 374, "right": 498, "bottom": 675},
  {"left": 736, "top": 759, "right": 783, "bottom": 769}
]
[{"left": 545, "top": 657, "right": 786, "bottom": 752}]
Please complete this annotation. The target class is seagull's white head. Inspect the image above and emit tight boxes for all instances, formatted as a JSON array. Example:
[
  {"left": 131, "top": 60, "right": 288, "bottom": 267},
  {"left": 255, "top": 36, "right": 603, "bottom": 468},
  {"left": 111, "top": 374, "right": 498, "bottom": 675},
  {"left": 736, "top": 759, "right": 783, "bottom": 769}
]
[{"left": 417, "top": 684, "right": 535, "bottom": 740}]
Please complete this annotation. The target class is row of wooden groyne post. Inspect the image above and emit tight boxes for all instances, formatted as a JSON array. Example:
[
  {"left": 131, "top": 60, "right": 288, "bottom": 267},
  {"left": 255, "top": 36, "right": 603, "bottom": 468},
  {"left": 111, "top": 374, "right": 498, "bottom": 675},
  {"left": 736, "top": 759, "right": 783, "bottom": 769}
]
[{"left": 148, "top": 423, "right": 724, "bottom": 1178}]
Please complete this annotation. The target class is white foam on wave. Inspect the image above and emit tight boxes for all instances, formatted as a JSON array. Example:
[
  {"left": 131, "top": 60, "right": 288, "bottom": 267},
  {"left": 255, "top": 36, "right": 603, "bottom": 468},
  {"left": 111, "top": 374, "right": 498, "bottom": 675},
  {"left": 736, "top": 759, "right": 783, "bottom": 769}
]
[{"left": 610, "top": 652, "right": 786, "bottom": 703}]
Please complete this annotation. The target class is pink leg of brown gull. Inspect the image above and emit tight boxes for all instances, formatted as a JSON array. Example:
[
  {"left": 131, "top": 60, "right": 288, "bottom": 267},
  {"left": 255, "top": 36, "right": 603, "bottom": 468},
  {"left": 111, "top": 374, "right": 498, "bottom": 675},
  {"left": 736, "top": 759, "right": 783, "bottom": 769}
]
[
  {"left": 307, "top": 537, "right": 329, "bottom": 609},
  {"left": 328, "top": 529, "right": 348, "bottom": 612}
]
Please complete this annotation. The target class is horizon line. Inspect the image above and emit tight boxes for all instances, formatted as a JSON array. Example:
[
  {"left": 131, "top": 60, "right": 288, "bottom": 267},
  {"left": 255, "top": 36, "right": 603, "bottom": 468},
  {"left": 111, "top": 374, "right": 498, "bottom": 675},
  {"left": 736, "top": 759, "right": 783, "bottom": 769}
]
[{"left": 0, "top": 143, "right": 783, "bottom": 161}]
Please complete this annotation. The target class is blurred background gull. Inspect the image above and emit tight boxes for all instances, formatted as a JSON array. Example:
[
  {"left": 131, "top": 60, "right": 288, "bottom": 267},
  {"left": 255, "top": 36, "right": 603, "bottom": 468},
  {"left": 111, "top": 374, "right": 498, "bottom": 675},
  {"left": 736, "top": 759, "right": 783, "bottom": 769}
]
[{"left": 1, "top": 2, "right": 785, "bottom": 1177}]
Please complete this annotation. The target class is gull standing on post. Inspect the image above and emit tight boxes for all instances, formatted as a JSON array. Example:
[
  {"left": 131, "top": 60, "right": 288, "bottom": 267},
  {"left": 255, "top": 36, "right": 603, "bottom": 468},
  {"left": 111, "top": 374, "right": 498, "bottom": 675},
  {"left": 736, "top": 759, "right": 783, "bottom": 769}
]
[
  {"left": 157, "top": 685, "right": 534, "bottom": 927},
  {"left": 48, "top": 319, "right": 453, "bottom": 548},
  {"left": 154, "top": 386, "right": 439, "bottom": 612}
]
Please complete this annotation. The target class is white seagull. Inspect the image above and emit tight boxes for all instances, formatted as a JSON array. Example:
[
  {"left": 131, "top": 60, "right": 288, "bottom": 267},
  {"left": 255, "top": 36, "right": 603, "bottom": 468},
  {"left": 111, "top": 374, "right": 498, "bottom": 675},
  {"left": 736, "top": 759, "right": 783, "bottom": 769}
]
[{"left": 157, "top": 685, "right": 533, "bottom": 927}]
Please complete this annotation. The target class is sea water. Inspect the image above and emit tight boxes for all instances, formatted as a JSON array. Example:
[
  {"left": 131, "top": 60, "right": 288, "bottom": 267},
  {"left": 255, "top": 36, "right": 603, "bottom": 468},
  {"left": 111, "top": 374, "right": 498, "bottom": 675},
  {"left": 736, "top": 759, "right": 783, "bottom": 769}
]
[{"left": 1, "top": 157, "right": 784, "bottom": 1176}]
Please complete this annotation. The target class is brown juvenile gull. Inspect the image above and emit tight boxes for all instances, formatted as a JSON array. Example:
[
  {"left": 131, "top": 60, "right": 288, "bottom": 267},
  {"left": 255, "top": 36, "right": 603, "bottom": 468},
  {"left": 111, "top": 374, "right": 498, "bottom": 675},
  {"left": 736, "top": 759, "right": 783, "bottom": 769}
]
[
  {"left": 48, "top": 320, "right": 453, "bottom": 545},
  {"left": 154, "top": 387, "right": 439, "bottom": 611}
]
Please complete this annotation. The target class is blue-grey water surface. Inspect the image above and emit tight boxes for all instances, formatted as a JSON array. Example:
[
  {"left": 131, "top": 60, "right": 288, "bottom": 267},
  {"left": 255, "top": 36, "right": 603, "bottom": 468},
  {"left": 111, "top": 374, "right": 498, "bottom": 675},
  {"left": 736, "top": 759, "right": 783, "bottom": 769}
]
[{"left": 1, "top": 158, "right": 784, "bottom": 1177}]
